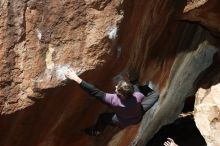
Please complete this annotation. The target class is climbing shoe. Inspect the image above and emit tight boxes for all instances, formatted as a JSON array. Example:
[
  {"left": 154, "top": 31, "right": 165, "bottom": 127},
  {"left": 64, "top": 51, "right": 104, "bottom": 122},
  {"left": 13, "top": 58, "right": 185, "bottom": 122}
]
[{"left": 84, "top": 127, "right": 102, "bottom": 136}]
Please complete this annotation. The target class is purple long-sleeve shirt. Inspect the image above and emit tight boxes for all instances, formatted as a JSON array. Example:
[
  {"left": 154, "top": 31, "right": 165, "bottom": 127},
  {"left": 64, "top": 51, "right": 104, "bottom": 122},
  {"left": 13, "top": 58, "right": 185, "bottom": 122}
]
[
  {"left": 80, "top": 80, "right": 145, "bottom": 127},
  {"left": 104, "top": 92, "right": 144, "bottom": 127}
]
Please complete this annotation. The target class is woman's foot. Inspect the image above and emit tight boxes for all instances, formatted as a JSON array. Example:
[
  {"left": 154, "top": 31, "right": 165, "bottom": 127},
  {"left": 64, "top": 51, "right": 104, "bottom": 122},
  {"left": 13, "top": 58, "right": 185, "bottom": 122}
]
[{"left": 84, "top": 127, "right": 102, "bottom": 136}]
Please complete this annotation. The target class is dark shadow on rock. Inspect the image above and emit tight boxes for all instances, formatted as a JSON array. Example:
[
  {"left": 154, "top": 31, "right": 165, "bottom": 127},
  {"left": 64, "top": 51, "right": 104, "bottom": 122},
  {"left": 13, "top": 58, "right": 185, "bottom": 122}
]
[
  {"left": 52, "top": 105, "right": 121, "bottom": 146},
  {"left": 146, "top": 115, "right": 206, "bottom": 146},
  {"left": 194, "top": 51, "right": 220, "bottom": 89},
  {"left": 182, "top": 95, "right": 195, "bottom": 113},
  {"left": 0, "top": 84, "right": 72, "bottom": 146},
  {"left": 0, "top": 81, "right": 108, "bottom": 146}
]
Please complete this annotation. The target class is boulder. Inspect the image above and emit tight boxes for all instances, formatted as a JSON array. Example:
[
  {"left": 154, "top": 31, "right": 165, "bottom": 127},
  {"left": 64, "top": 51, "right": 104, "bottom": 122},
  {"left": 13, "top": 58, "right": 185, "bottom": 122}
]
[{"left": 195, "top": 84, "right": 220, "bottom": 146}]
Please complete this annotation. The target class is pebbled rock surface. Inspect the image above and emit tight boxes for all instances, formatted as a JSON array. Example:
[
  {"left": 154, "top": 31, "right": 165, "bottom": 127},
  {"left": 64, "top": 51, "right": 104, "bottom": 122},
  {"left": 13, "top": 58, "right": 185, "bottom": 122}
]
[{"left": 195, "top": 84, "right": 220, "bottom": 146}]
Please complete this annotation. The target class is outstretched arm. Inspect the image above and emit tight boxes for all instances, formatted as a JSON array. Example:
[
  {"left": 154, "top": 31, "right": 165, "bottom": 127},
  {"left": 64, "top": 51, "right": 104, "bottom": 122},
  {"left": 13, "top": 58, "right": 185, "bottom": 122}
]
[{"left": 65, "top": 69, "right": 105, "bottom": 100}]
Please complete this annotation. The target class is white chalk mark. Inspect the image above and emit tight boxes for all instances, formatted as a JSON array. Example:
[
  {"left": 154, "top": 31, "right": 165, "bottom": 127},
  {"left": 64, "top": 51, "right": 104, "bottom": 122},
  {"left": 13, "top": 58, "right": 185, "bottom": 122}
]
[
  {"left": 36, "top": 29, "right": 42, "bottom": 40},
  {"left": 108, "top": 26, "right": 118, "bottom": 40},
  {"left": 55, "top": 64, "right": 70, "bottom": 81},
  {"left": 55, "top": 65, "right": 85, "bottom": 81},
  {"left": 40, "top": 62, "right": 85, "bottom": 82}
]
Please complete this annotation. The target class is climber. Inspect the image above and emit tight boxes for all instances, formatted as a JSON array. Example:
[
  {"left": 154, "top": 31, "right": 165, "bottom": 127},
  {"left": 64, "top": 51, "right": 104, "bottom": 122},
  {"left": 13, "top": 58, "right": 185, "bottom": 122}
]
[{"left": 65, "top": 68, "right": 151, "bottom": 136}]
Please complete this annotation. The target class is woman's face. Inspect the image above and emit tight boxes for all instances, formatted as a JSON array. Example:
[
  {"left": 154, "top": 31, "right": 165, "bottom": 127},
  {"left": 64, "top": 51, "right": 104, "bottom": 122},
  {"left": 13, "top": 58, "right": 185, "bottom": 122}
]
[{"left": 115, "top": 85, "right": 119, "bottom": 94}]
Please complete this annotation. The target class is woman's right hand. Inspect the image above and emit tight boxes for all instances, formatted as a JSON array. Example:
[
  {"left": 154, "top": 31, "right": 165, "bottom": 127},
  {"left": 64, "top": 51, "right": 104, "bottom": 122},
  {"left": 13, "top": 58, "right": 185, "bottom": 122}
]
[{"left": 65, "top": 68, "right": 82, "bottom": 84}]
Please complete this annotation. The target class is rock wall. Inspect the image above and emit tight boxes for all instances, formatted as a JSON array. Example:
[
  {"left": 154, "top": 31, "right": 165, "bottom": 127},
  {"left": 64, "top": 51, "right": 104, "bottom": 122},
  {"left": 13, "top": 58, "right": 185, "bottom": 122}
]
[
  {"left": 182, "top": 0, "right": 220, "bottom": 36},
  {"left": 195, "top": 84, "right": 220, "bottom": 146},
  {"left": 0, "top": 0, "right": 124, "bottom": 114},
  {"left": 0, "top": 0, "right": 220, "bottom": 146}
]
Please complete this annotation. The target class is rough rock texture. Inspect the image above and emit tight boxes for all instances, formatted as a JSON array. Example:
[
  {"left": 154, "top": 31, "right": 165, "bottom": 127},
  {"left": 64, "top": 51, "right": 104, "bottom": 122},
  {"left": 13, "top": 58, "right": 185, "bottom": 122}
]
[
  {"left": 0, "top": 0, "right": 123, "bottom": 114},
  {"left": 195, "top": 84, "right": 220, "bottom": 146},
  {"left": 0, "top": 0, "right": 220, "bottom": 146},
  {"left": 182, "top": 0, "right": 220, "bottom": 36}
]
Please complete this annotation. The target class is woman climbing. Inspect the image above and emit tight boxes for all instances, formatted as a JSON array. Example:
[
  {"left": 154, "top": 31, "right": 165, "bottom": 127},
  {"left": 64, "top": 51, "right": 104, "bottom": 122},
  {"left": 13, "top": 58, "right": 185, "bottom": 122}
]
[{"left": 65, "top": 68, "right": 146, "bottom": 136}]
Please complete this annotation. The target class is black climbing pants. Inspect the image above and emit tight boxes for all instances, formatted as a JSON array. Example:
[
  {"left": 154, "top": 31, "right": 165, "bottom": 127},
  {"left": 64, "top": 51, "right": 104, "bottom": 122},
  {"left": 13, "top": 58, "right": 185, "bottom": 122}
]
[{"left": 95, "top": 112, "right": 119, "bottom": 132}]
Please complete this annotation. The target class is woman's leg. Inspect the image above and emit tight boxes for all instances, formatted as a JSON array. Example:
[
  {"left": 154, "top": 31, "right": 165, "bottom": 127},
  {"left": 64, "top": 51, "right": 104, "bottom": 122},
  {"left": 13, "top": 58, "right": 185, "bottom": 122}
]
[
  {"left": 95, "top": 112, "right": 116, "bottom": 132},
  {"left": 85, "top": 112, "right": 116, "bottom": 136}
]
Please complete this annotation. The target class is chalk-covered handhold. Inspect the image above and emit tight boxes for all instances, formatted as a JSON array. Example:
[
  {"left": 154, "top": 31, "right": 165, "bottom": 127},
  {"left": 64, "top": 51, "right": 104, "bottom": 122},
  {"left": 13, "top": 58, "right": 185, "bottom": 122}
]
[{"left": 108, "top": 26, "right": 118, "bottom": 40}]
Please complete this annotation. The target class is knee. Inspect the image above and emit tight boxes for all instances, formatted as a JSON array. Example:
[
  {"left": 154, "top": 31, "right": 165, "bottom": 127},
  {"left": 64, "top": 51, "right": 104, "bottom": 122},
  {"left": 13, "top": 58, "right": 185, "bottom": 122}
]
[
  {"left": 99, "top": 113, "right": 108, "bottom": 120},
  {"left": 98, "top": 113, "right": 111, "bottom": 124}
]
